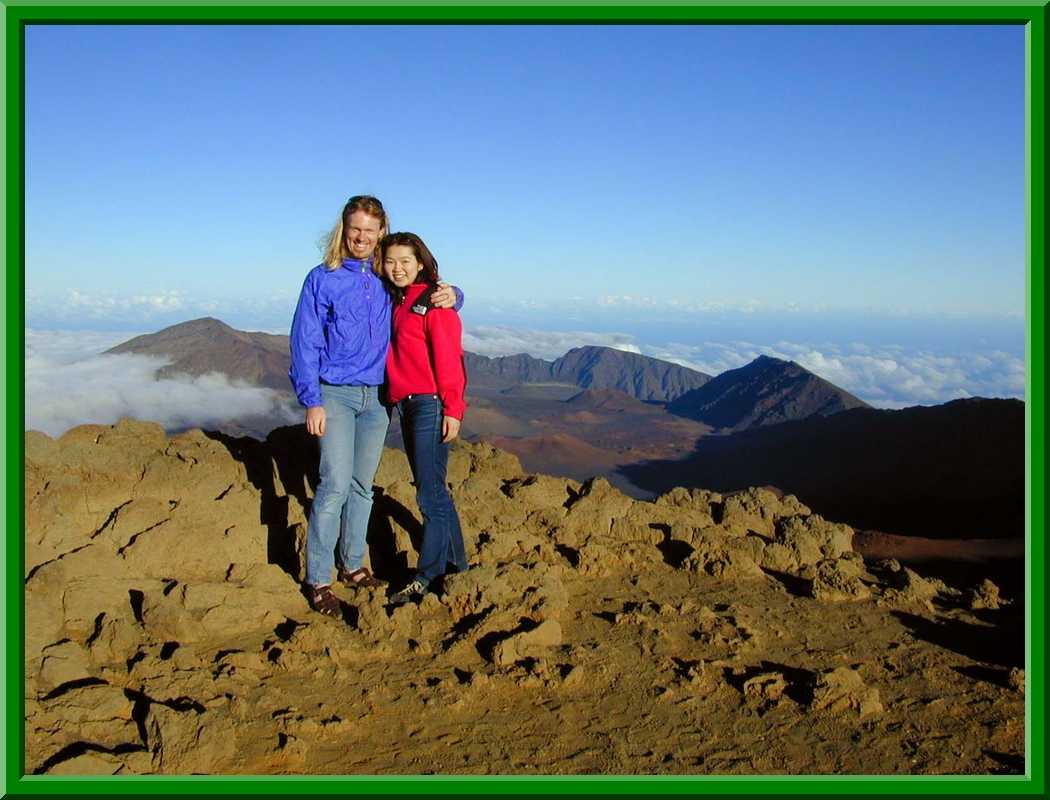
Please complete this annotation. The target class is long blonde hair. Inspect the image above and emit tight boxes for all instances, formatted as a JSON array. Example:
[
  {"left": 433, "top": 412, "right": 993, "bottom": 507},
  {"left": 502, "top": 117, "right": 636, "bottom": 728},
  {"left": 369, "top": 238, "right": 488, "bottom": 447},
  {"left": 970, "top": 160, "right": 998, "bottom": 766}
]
[{"left": 321, "top": 195, "right": 389, "bottom": 270}]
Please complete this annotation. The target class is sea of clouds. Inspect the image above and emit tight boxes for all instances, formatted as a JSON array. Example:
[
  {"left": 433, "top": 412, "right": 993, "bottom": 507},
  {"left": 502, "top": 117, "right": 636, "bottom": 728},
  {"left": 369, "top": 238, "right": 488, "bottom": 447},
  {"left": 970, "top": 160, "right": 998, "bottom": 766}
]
[
  {"left": 24, "top": 322, "right": 1025, "bottom": 438},
  {"left": 463, "top": 326, "right": 1026, "bottom": 410},
  {"left": 24, "top": 329, "right": 300, "bottom": 438}
]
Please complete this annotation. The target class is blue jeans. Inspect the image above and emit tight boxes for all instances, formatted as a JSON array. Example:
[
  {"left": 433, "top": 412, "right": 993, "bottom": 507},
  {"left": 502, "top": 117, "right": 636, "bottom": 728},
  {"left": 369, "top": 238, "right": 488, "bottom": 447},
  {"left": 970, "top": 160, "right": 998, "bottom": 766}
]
[
  {"left": 305, "top": 384, "right": 390, "bottom": 587},
  {"left": 398, "top": 394, "right": 468, "bottom": 584}
]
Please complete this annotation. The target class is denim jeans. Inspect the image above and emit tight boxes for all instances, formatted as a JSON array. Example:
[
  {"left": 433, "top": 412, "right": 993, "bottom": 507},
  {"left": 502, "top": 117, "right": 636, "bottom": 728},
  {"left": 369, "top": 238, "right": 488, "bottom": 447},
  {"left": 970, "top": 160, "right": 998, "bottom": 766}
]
[
  {"left": 398, "top": 394, "right": 468, "bottom": 584},
  {"left": 305, "top": 384, "right": 390, "bottom": 586}
]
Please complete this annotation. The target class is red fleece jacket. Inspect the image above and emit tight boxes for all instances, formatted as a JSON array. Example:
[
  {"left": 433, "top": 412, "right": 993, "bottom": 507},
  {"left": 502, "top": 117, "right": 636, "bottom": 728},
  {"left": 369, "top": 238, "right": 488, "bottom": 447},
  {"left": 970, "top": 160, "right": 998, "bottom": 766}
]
[{"left": 385, "top": 283, "right": 468, "bottom": 420}]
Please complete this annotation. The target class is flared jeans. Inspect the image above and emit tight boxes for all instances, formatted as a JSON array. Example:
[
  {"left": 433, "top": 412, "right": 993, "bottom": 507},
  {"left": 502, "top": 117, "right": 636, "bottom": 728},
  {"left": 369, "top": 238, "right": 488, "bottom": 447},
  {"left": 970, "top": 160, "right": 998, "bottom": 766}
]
[{"left": 397, "top": 394, "right": 468, "bottom": 583}]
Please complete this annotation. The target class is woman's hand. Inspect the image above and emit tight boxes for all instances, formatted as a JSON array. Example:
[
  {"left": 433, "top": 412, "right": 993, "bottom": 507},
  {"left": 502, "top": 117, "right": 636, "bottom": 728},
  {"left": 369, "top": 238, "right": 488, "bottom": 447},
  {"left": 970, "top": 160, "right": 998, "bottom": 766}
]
[
  {"left": 431, "top": 282, "right": 457, "bottom": 309},
  {"left": 442, "top": 415, "right": 460, "bottom": 443},
  {"left": 306, "top": 406, "right": 326, "bottom": 437}
]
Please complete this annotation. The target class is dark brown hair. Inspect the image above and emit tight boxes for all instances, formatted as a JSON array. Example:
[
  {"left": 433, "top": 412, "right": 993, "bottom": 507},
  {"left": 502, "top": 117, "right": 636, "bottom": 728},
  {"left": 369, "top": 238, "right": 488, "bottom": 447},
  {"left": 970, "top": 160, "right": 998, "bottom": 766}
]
[
  {"left": 377, "top": 231, "right": 441, "bottom": 303},
  {"left": 322, "top": 195, "right": 390, "bottom": 269}
]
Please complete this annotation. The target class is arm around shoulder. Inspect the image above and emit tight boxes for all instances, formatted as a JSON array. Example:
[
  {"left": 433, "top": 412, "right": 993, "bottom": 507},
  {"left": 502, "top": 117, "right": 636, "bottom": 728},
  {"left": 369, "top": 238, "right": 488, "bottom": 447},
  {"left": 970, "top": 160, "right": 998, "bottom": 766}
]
[{"left": 432, "top": 282, "right": 464, "bottom": 311}]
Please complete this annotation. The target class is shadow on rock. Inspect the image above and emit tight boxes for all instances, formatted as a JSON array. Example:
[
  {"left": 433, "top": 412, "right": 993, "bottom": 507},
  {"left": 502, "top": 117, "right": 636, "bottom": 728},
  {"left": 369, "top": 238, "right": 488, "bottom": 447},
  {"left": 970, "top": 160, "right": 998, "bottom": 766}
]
[
  {"left": 891, "top": 610, "right": 1023, "bottom": 669},
  {"left": 263, "top": 425, "right": 321, "bottom": 510},
  {"left": 760, "top": 568, "right": 811, "bottom": 598},
  {"left": 953, "top": 665, "right": 1015, "bottom": 690},
  {"left": 724, "top": 661, "right": 814, "bottom": 706},
  {"left": 651, "top": 523, "right": 694, "bottom": 568},
  {"left": 204, "top": 429, "right": 307, "bottom": 581},
  {"left": 984, "top": 750, "right": 1025, "bottom": 775},
  {"left": 621, "top": 399, "right": 1024, "bottom": 541},
  {"left": 367, "top": 488, "right": 423, "bottom": 584},
  {"left": 207, "top": 425, "right": 426, "bottom": 586},
  {"left": 911, "top": 560, "right": 1025, "bottom": 608}
]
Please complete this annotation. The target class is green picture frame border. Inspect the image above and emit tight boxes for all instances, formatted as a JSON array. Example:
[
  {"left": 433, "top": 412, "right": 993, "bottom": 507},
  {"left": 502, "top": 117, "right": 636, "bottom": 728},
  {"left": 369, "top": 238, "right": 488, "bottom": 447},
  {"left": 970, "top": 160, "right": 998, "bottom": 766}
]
[{"left": 2, "top": 1, "right": 1044, "bottom": 796}]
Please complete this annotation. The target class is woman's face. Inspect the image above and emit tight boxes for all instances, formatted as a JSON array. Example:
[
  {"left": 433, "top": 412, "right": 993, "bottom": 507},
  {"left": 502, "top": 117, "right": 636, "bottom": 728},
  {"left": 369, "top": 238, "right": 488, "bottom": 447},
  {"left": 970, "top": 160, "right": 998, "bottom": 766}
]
[
  {"left": 344, "top": 210, "right": 383, "bottom": 260},
  {"left": 382, "top": 244, "right": 423, "bottom": 287}
]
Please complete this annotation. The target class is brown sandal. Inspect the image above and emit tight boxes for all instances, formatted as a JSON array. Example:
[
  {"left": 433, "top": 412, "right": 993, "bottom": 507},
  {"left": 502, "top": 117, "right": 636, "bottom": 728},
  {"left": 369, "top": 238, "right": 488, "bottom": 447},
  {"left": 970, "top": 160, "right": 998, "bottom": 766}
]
[
  {"left": 337, "top": 566, "right": 386, "bottom": 589},
  {"left": 305, "top": 583, "right": 341, "bottom": 617}
]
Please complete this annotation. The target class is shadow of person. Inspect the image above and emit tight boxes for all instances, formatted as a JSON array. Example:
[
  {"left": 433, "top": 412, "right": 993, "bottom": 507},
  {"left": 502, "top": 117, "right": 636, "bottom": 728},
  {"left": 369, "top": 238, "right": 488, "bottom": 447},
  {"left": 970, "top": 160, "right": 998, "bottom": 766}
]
[
  {"left": 206, "top": 424, "right": 434, "bottom": 589},
  {"left": 264, "top": 424, "right": 320, "bottom": 511},
  {"left": 366, "top": 487, "right": 422, "bottom": 584},
  {"left": 204, "top": 426, "right": 313, "bottom": 581}
]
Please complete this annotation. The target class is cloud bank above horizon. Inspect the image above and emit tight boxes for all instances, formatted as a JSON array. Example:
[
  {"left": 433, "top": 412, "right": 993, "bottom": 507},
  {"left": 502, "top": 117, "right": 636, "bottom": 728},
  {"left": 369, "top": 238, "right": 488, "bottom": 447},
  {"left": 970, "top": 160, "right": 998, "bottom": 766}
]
[
  {"left": 23, "top": 322, "right": 1025, "bottom": 437},
  {"left": 462, "top": 326, "right": 1026, "bottom": 409},
  {"left": 25, "top": 330, "right": 300, "bottom": 437}
]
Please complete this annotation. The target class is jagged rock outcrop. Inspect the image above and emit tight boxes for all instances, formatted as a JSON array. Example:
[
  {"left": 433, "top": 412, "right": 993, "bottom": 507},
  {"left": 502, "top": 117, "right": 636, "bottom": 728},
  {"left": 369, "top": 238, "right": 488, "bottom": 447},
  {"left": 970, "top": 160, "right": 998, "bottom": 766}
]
[
  {"left": 809, "top": 666, "right": 884, "bottom": 718},
  {"left": 22, "top": 419, "right": 1024, "bottom": 775}
]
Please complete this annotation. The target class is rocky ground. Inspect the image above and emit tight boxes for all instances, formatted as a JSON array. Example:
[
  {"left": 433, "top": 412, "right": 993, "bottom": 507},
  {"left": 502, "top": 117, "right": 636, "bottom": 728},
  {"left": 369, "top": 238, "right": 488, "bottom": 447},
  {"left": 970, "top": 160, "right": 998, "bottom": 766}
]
[{"left": 24, "top": 420, "right": 1026, "bottom": 775}]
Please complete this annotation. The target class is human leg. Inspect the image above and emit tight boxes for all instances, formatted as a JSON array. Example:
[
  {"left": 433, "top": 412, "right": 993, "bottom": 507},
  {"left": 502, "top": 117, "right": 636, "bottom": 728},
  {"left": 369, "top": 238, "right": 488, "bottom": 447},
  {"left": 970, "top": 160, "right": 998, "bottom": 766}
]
[
  {"left": 335, "top": 385, "right": 390, "bottom": 573},
  {"left": 400, "top": 395, "right": 455, "bottom": 586},
  {"left": 304, "top": 385, "right": 356, "bottom": 588},
  {"left": 447, "top": 502, "right": 468, "bottom": 573}
]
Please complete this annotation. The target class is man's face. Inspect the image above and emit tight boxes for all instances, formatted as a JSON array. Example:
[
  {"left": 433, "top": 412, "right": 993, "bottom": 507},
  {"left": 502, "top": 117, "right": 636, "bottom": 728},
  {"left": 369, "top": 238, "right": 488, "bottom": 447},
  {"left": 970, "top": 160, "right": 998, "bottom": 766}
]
[{"left": 345, "top": 210, "right": 383, "bottom": 260}]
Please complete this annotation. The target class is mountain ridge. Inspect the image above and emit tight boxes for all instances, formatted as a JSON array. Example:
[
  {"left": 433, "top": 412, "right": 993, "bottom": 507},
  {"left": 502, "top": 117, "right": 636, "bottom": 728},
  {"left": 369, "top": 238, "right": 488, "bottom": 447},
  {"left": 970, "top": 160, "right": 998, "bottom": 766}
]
[
  {"left": 668, "top": 354, "right": 870, "bottom": 430},
  {"left": 110, "top": 318, "right": 714, "bottom": 404},
  {"left": 108, "top": 317, "right": 290, "bottom": 391},
  {"left": 465, "top": 345, "right": 713, "bottom": 403}
]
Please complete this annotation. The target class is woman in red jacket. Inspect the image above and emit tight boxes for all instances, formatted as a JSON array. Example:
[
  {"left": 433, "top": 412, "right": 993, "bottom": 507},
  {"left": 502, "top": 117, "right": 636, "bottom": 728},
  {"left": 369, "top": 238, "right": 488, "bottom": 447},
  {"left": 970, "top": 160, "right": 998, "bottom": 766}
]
[{"left": 379, "top": 232, "right": 469, "bottom": 604}]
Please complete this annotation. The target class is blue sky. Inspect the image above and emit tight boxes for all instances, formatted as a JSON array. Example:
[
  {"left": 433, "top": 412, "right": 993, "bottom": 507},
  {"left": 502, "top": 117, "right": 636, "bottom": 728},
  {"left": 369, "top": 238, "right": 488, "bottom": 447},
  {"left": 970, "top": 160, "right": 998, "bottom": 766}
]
[{"left": 23, "top": 23, "right": 1027, "bottom": 414}]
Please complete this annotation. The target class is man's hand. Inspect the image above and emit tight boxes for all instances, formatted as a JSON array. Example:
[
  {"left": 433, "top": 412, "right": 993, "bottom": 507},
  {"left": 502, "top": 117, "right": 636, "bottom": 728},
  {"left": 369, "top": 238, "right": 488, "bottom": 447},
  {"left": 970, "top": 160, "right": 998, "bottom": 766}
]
[
  {"left": 306, "top": 406, "right": 326, "bottom": 437},
  {"left": 431, "top": 282, "right": 457, "bottom": 309},
  {"left": 442, "top": 415, "right": 461, "bottom": 443}
]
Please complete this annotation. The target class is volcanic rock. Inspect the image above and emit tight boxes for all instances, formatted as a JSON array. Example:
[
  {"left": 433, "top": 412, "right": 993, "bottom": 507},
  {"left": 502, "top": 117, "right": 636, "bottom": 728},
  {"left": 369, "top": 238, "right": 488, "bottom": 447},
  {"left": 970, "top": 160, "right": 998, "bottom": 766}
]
[
  {"left": 810, "top": 666, "right": 883, "bottom": 718},
  {"left": 1008, "top": 668, "right": 1025, "bottom": 693},
  {"left": 743, "top": 672, "right": 788, "bottom": 706},
  {"left": 970, "top": 578, "right": 1004, "bottom": 610},
  {"left": 882, "top": 566, "right": 962, "bottom": 612},
  {"left": 809, "top": 556, "right": 872, "bottom": 602},
  {"left": 22, "top": 419, "right": 1024, "bottom": 775},
  {"left": 492, "top": 620, "right": 564, "bottom": 667}
]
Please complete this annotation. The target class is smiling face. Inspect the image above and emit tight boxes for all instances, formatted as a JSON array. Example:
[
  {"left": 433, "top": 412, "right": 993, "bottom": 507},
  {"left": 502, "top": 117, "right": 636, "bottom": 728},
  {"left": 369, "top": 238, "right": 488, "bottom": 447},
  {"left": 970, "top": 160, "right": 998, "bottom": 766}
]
[
  {"left": 382, "top": 244, "right": 423, "bottom": 287},
  {"left": 344, "top": 210, "right": 384, "bottom": 260}
]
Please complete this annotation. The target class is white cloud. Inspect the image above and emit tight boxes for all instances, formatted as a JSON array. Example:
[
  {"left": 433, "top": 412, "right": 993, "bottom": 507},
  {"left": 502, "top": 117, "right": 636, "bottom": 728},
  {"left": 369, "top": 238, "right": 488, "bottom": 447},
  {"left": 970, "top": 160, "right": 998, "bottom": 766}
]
[
  {"left": 24, "top": 330, "right": 300, "bottom": 437},
  {"left": 23, "top": 328, "right": 141, "bottom": 363},
  {"left": 465, "top": 326, "right": 1025, "bottom": 408},
  {"left": 26, "top": 290, "right": 298, "bottom": 331},
  {"left": 65, "top": 288, "right": 185, "bottom": 313},
  {"left": 595, "top": 295, "right": 778, "bottom": 313},
  {"left": 641, "top": 340, "right": 1026, "bottom": 408},
  {"left": 23, "top": 324, "right": 1024, "bottom": 436},
  {"left": 463, "top": 326, "right": 641, "bottom": 361},
  {"left": 134, "top": 292, "right": 185, "bottom": 311}
]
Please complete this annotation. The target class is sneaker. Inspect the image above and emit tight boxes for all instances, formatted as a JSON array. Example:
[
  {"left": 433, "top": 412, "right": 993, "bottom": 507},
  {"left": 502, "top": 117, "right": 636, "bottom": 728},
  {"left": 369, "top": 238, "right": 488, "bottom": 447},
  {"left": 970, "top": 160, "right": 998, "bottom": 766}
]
[{"left": 389, "top": 578, "right": 430, "bottom": 606}]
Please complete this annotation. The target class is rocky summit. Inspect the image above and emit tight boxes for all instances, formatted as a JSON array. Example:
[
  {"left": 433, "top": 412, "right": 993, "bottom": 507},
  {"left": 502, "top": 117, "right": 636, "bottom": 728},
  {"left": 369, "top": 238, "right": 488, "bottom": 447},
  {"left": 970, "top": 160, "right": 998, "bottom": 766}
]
[{"left": 24, "top": 420, "right": 1023, "bottom": 775}]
